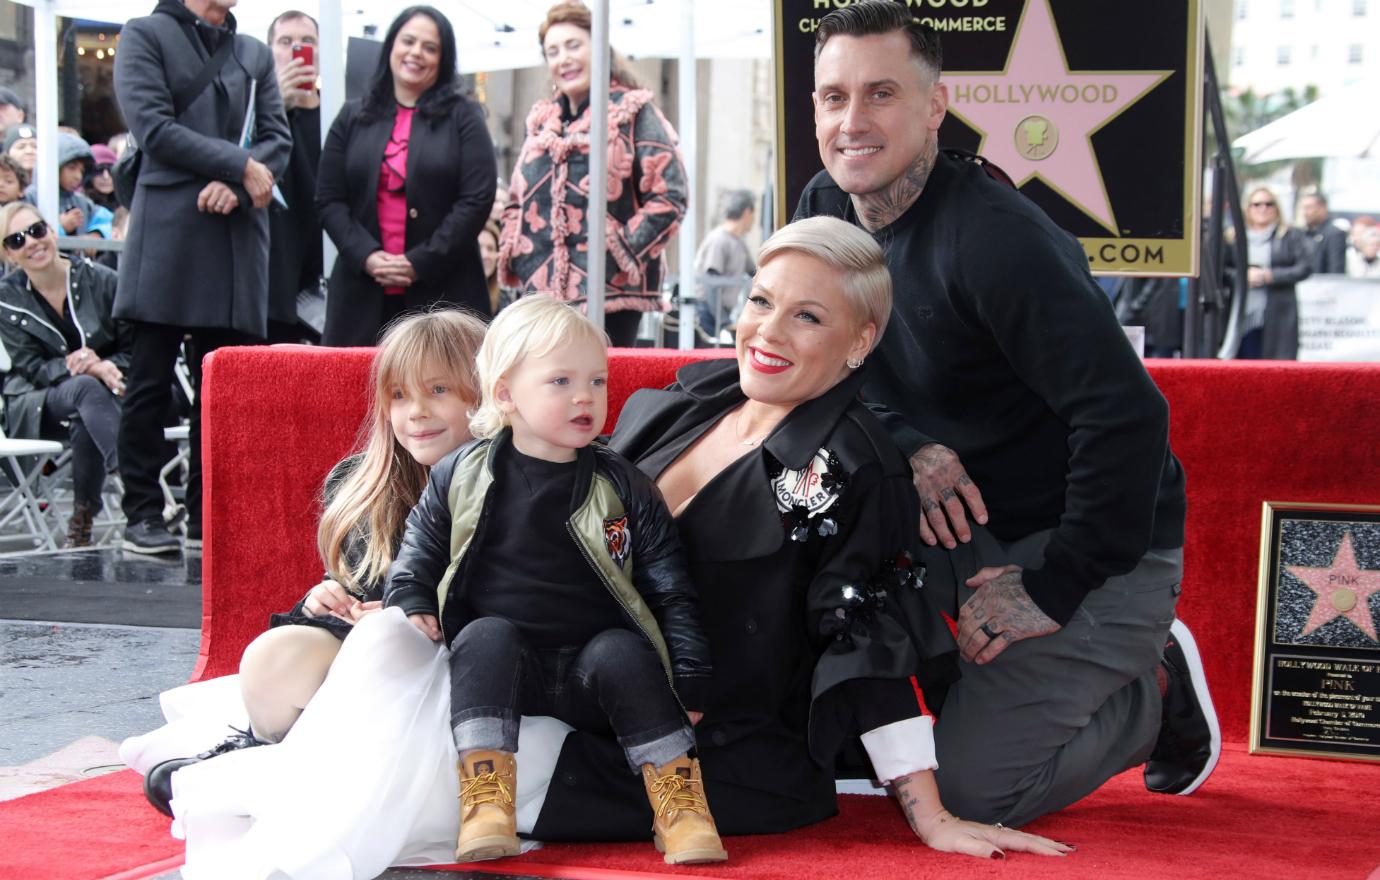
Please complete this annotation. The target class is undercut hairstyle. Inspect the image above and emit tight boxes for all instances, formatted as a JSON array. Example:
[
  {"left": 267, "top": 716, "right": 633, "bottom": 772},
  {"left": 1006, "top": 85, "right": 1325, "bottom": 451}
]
[
  {"left": 470, "top": 295, "right": 608, "bottom": 439},
  {"left": 757, "top": 216, "right": 892, "bottom": 349},
  {"left": 361, "top": 6, "right": 463, "bottom": 123},
  {"left": 268, "top": 10, "right": 319, "bottom": 44},
  {"left": 317, "top": 308, "right": 487, "bottom": 593},
  {"left": 537, "top": 1, "right": 642, "bottom": 90},
  {"left": 814, "top": 0, "right": 943, "bottom": 82},
  {"left": 722, "top": 189, "right": 755, "bottom": 222}
]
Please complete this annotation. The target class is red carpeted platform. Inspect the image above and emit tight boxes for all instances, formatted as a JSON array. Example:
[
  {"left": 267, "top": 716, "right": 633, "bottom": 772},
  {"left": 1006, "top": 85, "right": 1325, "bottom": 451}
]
[{"left": 4, "top": 350, "right": 1379, "bottom": 880}]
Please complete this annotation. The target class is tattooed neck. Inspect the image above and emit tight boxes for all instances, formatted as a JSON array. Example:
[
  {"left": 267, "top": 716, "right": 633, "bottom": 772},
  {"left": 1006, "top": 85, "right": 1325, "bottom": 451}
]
[{"left": 851, "top": 140, "right": 937, "bottom": 232}]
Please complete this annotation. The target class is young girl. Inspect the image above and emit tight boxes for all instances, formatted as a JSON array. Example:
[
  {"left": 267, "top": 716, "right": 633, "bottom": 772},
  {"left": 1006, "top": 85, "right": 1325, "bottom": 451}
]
[
  {"left": 384, "top": 295, "right": 727, "bottom": 865},
  {"left": 129, "top": 308, "right": 487, "bottom": 814}
]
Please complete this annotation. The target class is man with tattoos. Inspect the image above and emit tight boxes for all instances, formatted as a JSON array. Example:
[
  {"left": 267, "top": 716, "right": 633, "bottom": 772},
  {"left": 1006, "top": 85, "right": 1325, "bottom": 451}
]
[{"left": 796, "top": 1, "right": 1219, "bottom": 830}]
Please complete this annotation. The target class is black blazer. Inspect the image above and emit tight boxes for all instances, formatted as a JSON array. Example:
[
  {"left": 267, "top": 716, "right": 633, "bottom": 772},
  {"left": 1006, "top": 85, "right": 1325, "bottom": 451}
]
[
  {"left": 529, "top": 360, "right": 958, "bottom": 841},
  {"left": 316, "top": 96, "right": 497, "bottom": 346}
]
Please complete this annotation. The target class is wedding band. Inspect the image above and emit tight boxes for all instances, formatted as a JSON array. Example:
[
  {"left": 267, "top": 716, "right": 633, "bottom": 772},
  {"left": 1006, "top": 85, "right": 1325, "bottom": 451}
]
[{"left": 979, "top": 622, "right": 1002, "bottom": 640}]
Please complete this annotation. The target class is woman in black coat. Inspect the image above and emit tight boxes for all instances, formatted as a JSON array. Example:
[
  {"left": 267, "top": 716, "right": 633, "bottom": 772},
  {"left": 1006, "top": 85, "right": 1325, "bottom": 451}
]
[
  {"left": 1225, "top": 186, "right": 1313, "bottom": 360},
  {"left": 0, "top": 202, "right": 132, "bottom": 546},
  {"left": 316, "top": 5, "right": 496, "bottom": 346}
]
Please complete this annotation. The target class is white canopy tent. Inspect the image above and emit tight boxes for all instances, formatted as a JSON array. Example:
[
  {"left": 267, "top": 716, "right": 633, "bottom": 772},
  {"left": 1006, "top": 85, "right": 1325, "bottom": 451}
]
[
  {"left": 1233, "top": 77, "right": 1380, "bottom": 164},
  {"left": 15, "top": 0, "right": 770, "bottom": 339}
]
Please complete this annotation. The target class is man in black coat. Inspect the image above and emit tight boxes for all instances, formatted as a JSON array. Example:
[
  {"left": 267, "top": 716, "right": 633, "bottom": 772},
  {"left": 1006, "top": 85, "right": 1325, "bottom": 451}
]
[
  {"left": 113, "top": 0, "right": 290, "bottom": 553},
  {"left": 1300, "top": 192, "right": 1347, "bottom": 275},
  {"left": 265, "top": 9, "right": 322, "bottom": 343},
  {"left": 795, "top": 2, "right": 1217, "bottom": 828}
]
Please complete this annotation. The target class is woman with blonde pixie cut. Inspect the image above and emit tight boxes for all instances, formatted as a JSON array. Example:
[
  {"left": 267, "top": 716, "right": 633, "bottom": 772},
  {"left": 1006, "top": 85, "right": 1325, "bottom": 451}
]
[
  {"left": 519, "top": 217, "right": 1066, "bottom": 860},
  {"left": 131, "top": 308, "right": 487, "bottom": 817}
]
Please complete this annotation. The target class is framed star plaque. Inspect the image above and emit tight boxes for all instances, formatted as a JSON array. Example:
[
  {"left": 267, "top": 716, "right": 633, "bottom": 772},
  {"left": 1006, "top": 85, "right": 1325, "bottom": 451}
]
[
  {"left": 774, "top": 0, "right": 1203, "bottom": 276},
  {"left": 1250, "top": 502, "right": 1380, "bottom": 762}
]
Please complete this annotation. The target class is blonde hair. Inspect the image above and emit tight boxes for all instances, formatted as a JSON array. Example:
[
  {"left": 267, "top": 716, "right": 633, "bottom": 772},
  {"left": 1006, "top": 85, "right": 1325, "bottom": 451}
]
[
  {"left": 757, "top": 216, "right": 892, "bottom": 349},
  {"left": 317, "top": 309, "right": 487, "bottom": 593},
  {"left": 470, "top": 295, "right": 607, "bottom": 439},
  {"left": 1245, "top": 186, "right": 1290, "bottom": 234},
  {"left": 0, "top": 201, "right": 44, "bottom": 263}
]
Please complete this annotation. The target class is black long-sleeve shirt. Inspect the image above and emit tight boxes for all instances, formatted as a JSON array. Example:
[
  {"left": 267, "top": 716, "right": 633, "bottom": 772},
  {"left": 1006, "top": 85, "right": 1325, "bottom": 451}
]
[{"left": 797, "top": 152, "right": 1186, "bottom": 625}]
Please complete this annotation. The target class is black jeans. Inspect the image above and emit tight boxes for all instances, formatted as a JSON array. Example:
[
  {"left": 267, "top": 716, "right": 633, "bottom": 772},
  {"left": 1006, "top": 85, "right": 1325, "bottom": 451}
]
[
  {"left": 604, "top": 310, "right": 642, "bottom": 348},
  {"left": 448, "top": 617, "right": 693, "bottom": 772},
  {"left": 117, "top": 321, "right": 256, "bottom": 526},
  {"left": 42, "top": 374, "right": 120, "bottom": 506}
]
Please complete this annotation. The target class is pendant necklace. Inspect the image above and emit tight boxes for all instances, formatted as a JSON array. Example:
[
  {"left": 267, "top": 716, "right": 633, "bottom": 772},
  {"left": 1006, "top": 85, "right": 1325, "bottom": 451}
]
[{"left": 736, "top": 408, "right": 767, "bottom": 447}]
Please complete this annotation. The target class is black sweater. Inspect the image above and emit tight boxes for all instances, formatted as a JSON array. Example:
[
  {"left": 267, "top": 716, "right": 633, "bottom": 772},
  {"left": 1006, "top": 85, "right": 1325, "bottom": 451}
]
[{"left": 796, "top": 152, "right": 1186, "bottom": 625}]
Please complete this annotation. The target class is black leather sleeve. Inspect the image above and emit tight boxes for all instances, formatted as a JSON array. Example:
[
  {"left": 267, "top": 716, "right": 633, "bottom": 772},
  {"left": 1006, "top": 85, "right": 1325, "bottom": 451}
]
[
  {"left": 607, "top": 450, "right": 713, "bottom": 709},
  {"left": 383, "top": 449, "right": 460, "bottom": 618}
]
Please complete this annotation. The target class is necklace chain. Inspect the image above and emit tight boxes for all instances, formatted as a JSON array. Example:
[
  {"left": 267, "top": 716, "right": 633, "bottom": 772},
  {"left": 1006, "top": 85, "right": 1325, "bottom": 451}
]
[{"left": 736, "top": 408, "right": 766, "bottom": 447}]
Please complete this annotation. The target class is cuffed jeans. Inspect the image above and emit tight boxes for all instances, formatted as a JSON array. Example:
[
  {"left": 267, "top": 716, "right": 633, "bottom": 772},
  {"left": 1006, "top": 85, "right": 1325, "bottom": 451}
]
[
  {"left": 42, "top": 374, "right": 120, "bottom": 506},
  {"left": 448, "top": 617, "right": 693, "bottom": 773}
]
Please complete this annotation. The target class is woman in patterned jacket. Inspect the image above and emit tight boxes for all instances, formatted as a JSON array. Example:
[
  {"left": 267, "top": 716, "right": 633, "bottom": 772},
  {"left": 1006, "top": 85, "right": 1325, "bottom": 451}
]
[{"left": 497, "top": 1, "right": 688, "bottom": 347}]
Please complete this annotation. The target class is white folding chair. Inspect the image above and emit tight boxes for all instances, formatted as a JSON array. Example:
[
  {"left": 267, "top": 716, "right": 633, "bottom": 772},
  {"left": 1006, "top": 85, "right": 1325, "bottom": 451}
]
[
  {"left": 0, "top": 436, "right": 67, "bottom": 551},
  {"left": 160, "top": 424, "right": 191, "bottom": 533}
]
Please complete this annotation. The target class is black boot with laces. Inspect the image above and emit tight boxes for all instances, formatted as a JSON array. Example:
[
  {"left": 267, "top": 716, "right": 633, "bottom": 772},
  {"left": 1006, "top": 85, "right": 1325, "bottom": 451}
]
[{"left": 143, "top": 726, "right": 265, "bottom": 817}]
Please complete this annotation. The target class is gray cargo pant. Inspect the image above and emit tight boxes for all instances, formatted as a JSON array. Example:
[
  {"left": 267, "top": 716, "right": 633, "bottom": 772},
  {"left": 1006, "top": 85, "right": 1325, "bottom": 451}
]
[{"left": 923, "top": 528, "right": 1181, "bottom": 827}]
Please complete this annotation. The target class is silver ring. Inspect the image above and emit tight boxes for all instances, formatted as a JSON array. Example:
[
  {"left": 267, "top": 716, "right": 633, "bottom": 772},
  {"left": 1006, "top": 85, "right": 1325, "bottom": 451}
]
[
  {"left": 994, "top": 822, "right": 1004, "bottom": 829},
  {"left": 979, "top": 622, "right": 1002, "bottom": 640}
]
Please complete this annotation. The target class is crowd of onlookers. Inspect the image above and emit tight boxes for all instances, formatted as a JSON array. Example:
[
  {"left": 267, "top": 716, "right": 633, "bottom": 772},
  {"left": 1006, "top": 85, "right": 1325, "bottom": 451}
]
[{"left": 0, "top": 0, "right": 737, "bottom": 554}]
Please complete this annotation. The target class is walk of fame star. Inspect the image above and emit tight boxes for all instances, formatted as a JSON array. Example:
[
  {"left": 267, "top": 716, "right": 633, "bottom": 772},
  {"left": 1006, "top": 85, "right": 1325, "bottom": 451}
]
[
  {"left": 1285, "top": 532, "right": 1380, "bottom": 642},
  {"left": 944, "top": 0, "right": 1171, "bottom": 234}
]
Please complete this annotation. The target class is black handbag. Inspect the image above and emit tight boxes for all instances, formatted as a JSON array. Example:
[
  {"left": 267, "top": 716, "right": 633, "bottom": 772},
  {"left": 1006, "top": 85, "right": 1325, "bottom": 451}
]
[{"left": 113, "top": 31, "right": 236, "bottom": 206}]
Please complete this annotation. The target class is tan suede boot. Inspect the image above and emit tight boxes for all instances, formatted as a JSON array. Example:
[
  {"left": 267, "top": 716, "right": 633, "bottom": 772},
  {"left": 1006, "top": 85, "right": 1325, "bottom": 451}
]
[
  {"left": 641, "top": 755, "right": 727, "bottom": 865},
  {"left": 455, "top": 750, "right": 520, "bottom": 862}
]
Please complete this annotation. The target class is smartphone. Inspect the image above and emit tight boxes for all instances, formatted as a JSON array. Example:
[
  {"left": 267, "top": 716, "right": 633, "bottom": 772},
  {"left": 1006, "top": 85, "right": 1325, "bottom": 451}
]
[{"left": 292, "top": 43, "right": 314, "bottom": 67}]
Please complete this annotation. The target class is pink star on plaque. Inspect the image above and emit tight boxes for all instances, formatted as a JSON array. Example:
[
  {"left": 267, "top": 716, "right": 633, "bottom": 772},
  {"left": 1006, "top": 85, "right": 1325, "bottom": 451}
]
[
  {"left": 944, "top": 0, "right": 1170, "bottom": 233},
  {"left": 1285, "top": 532, "right": 1380, "bottom": 642}
]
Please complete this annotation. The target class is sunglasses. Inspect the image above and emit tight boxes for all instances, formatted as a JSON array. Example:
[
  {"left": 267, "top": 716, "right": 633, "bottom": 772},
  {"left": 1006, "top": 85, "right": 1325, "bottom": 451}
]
[
  {"left": 92, "top": 164, "right": 114, "bottom": 174},
  {"left": 2, "top": 220, "right": 49, "bottom": 251},
  {"left": 1250, "top": 201, "right": 1276, "bottom": 208}
]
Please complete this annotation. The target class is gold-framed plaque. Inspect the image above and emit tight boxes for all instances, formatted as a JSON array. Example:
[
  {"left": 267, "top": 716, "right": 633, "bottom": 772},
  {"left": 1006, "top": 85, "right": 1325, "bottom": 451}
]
[{"left": 1250, "top": 502, "right": 1380, "bottom": 762}]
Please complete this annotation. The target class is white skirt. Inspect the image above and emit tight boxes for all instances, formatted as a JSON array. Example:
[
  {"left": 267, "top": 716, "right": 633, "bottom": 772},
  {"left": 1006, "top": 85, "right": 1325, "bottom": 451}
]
[{"left": 119, "top": 608, "right": 572, "bottom": 880}]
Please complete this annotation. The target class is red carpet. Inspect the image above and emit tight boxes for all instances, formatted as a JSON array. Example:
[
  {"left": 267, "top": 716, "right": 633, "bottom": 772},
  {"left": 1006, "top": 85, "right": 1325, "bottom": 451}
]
[{"left": 3, "top": 747, "right": 1378, "bottom": 880}]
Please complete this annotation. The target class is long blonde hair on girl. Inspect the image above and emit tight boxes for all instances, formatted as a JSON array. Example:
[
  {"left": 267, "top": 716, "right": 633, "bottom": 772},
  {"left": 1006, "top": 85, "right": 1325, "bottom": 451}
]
[{"left": 317, "top": 309, "right": 486, "bottom": 593}]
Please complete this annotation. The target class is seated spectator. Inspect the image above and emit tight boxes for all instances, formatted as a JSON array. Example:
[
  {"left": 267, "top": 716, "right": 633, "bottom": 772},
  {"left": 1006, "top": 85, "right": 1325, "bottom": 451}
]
[
  {"left": 23, "top": 134, "right": 113, "bottom": 238},
  {"left": 5, "top": 124, "right": 35, "bottom": 174},
  {"left": 85, "top": 144, "right": 120, "bottom": 212},
  {"left": 0, "top": 154, "right": 27, "bottom": 207},
  {"left": 0, "top": 202, "right": 130, "bottom": 546},
  {"left": 1348, "top": 226, "right": 1380, "bottom": 279}
]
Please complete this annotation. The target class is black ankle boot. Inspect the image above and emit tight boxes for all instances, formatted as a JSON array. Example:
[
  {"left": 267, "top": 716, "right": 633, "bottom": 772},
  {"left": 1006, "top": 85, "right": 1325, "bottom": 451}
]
[{"left": 143, "top": 726, "right": 264, "bottom": 817}]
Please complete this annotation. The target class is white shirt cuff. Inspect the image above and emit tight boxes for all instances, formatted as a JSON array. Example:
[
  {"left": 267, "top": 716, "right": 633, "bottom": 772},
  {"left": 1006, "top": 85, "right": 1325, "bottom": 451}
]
[{"left": 860, "top": 714, "right": 937, "bottom": 784}]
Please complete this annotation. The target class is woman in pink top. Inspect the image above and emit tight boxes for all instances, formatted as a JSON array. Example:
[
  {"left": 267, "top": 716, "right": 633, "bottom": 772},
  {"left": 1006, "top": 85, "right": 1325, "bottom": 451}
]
[{"left": 317, "top": 5, "right": 497, "bottom": 346}]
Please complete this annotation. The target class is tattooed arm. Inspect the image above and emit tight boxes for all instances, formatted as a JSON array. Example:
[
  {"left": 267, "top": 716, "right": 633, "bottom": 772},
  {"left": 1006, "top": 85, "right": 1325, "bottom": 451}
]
[{"left": 891, "top": 770, "right": 1071, "bottom": 858}]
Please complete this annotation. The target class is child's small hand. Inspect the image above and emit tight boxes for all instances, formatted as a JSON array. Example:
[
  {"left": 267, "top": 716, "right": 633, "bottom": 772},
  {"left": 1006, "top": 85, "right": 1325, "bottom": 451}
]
[
  {"left": 408, "top": 613, "right": 442, "bottom": 642},
  {"left": 302, "top": 579, "right": 354, "bottom": 618},
  {"left": 687, "top": 711, "right": 704, "bottom": 726},
  {"left": 345, "top": 600, "right": 383, "bottom": 624}
]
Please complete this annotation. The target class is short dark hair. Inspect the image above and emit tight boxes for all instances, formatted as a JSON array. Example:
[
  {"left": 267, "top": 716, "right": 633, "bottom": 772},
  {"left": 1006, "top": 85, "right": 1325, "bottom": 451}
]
[
  {"left": 814, "top": 0, "right": 942, "bottom": 80},
  {"left": 1302, "top": 191, "right": 1328, "bottom": 207},
  {"left": 722, "top": 189, "right": 755, "bottom": 221},
  {"left": 0, "top": 154, "right": 28, "bottom": 190},
  {"left": 268, "top": 10, "right": 319, "bottom": 44}
]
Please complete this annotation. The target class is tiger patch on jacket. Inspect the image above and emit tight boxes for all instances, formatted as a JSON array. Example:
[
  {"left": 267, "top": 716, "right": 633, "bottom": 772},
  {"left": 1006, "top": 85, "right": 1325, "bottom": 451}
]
[{"left": 604, "top": 515, "right": 631, "bottom": 569}]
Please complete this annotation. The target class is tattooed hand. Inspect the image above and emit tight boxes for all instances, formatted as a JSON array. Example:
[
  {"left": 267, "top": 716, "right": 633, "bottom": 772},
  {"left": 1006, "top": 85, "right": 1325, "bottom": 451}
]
[
  {"left": 852, "top": 139, "right": 938, "bottom": 232},
  {"left": 891, "top": 770, "right": 1072, "bottom": 859},
  {"left": 957, "top": 565, "right": 1060, "bottom": 664},
  {"left": 908, "top": 442, "right": 988, "bottom": 549}
]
